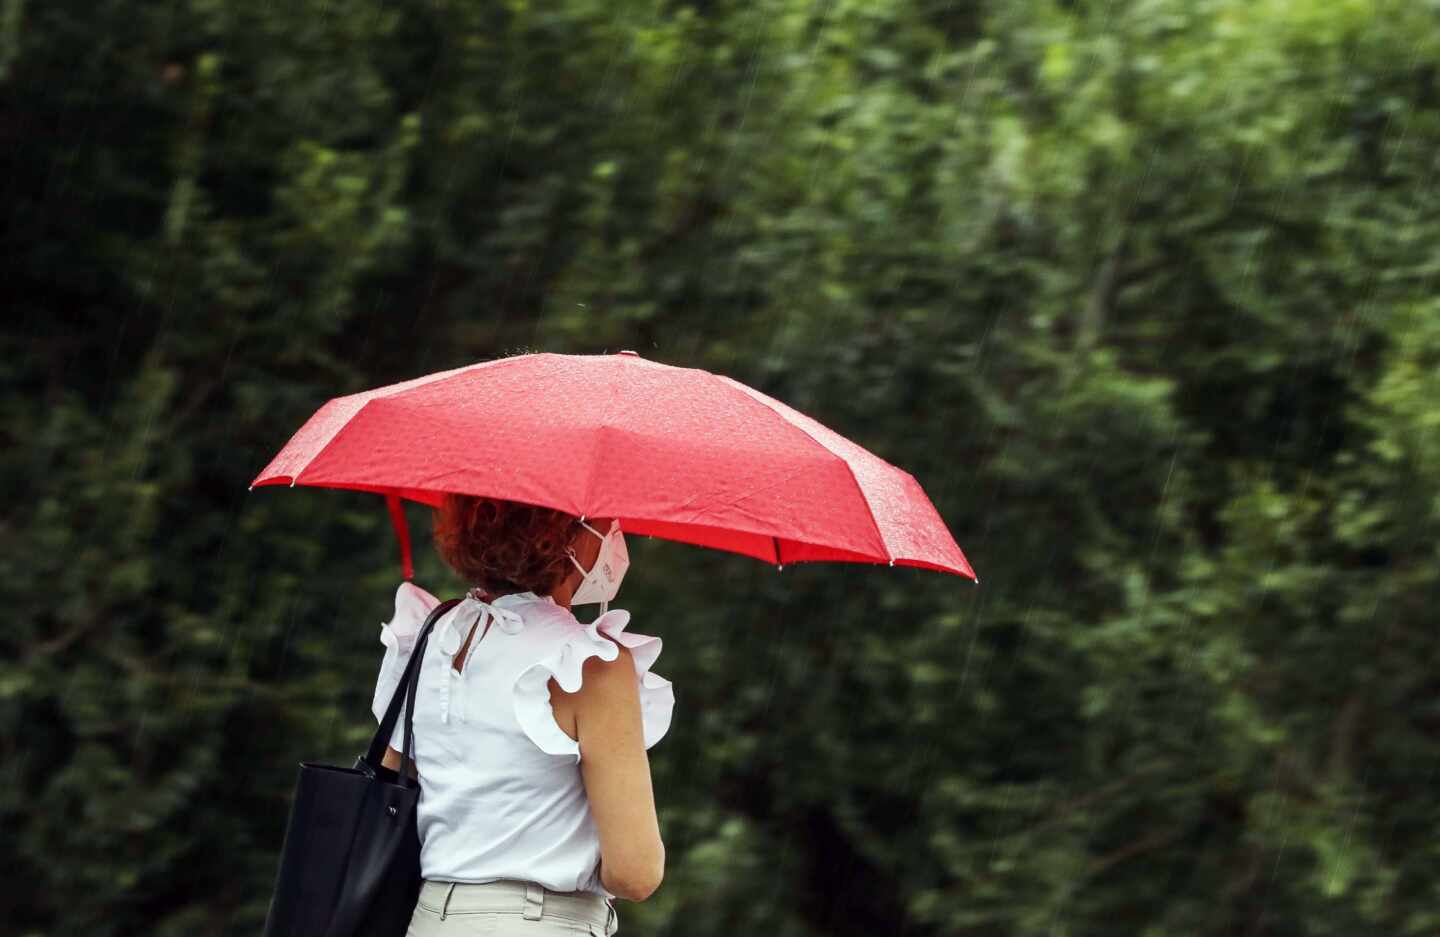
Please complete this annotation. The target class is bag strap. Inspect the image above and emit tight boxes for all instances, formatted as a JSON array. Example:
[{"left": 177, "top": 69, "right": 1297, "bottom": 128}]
[
  {"left": 399, "top": 601, "right": 441, "bottom": 787},
  {"left": 364, "top": 597, "right": 462, "bottom": 784}
]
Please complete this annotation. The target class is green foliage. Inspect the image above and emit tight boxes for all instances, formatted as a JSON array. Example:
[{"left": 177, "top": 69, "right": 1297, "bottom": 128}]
[{"left": 3, "top": 0, "right": 1439, "bottom": 934}]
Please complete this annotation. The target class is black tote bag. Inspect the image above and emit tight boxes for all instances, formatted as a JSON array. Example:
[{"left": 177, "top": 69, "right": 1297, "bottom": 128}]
[{"left": 263, "top": 597, "right": 462, "bottom": 937}]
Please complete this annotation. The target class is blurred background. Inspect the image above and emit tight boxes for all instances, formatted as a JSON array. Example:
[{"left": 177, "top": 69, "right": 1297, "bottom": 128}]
[{"left": 4, "top": 1, "right": 1439, "bottom": 934}]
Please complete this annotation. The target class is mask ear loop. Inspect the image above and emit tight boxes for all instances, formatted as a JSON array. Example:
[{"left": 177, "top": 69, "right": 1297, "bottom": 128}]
[
  {"left": 564, "top": 517, "right": 596, "bottom": 614},
  {"left": 598, "top": 519, "right": 617, "bottom": 615},
  {"left": 566, "top": 517, "right": 613, "bottom": 617}
]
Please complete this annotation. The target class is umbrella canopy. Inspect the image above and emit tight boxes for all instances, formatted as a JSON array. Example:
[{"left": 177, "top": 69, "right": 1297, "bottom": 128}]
[{"left": 250, "top": 350, "right": 976, "bottom": 583}]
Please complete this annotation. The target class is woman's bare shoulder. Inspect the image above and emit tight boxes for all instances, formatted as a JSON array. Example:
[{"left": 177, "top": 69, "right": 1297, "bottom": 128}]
[{"left": 547, "top": 643, "right": 637, "bottom": 740}]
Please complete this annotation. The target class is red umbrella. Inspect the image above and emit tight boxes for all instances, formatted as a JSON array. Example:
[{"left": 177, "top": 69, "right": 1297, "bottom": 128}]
[{"left": 250, "top": 350, "right": 977, "bottom": 583}]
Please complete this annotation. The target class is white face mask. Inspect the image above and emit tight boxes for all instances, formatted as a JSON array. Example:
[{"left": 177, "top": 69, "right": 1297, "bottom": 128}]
[{"left": 565, "top": 519, "right": 630, "bottom": 610}]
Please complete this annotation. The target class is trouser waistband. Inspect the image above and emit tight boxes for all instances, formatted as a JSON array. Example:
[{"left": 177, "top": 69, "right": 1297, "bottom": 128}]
[{"left": 420, "top": 877, "right": 616, "bottom": 930}]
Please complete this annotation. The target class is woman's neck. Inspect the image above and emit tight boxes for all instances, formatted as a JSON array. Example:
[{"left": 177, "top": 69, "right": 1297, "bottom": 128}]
[{"left": 469, "top": 585, "right": 568, "bottom": 609}]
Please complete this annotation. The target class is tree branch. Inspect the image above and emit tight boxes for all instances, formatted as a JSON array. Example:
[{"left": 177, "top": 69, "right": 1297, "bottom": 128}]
[{"left": 1085, "top": 825, "right": 1188, "bottom": 877}]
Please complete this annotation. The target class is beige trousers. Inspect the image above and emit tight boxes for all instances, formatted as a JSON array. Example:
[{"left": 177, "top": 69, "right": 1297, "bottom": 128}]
[{"left": 405, "top": 878, "right": 619, "bottom": 936}]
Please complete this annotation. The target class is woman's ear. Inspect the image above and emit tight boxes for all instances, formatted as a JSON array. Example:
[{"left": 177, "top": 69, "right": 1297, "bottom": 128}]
[{"left": 565, "top": 518, "right": 590, "bottom": 555}]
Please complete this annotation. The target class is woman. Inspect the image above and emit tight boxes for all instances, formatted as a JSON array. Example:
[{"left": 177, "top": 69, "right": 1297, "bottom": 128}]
[{"left": 372, "top": 493, "right": 674, "bottom": 936}]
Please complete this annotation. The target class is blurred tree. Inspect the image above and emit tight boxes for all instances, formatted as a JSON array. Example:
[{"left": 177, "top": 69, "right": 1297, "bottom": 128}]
[{"left": 2, "top": 0, "right": 1438, "bottom": 935}]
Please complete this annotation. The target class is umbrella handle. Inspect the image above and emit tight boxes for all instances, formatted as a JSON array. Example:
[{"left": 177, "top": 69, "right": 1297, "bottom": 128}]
[{"left": 386, "top": 493, "right": 414, "bottom": 580}]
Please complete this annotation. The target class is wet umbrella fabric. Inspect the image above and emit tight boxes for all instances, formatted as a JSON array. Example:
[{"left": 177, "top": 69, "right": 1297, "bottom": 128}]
[{"left": 250, "top": 350, "right": 975, "bottom": 583}]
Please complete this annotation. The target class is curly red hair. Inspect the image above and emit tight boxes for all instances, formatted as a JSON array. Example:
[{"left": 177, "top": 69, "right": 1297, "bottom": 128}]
[{"left": 431, "top": 494, "right": 581, "bottom": 596}]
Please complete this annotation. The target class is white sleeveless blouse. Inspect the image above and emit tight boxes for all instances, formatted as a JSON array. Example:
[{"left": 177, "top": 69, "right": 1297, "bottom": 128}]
[{"left": 370, "top": 581, "right": 675, "bottom": 897}]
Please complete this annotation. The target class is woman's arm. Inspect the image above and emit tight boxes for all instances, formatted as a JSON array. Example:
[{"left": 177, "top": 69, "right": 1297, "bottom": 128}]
[
  {"left": 571, "top": 644, "right": 665, "bottom": 901},
  {"left": 381, "top": 744, "right": 418, "bottom": 780}
]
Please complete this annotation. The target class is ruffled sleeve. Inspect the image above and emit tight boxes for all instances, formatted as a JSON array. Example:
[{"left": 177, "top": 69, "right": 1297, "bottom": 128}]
[
  {"left": 512, "top": 608, "right": 675, "bottom": 763},
  {"left": 372, "top": 581, "right": 441, "bottom": 752}
]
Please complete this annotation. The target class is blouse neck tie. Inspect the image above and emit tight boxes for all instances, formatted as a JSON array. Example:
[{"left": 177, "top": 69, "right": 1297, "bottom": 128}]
[{"left": 434, "top": 592, "right": 528, "bottom": 724}]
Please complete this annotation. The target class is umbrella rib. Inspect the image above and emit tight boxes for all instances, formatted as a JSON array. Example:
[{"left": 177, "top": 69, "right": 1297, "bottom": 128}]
[
  {"left": 711, "top": 374, "right": 893, "bottom": 563},
  {"left": 580, "top": 355, "right": 623, "bottom": 516},
  {"left": 287, "top": 397, "right": 380, "bottom": 488},
  {"left": 256, "top": 356, "right": 527, "bottom": 489}
]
